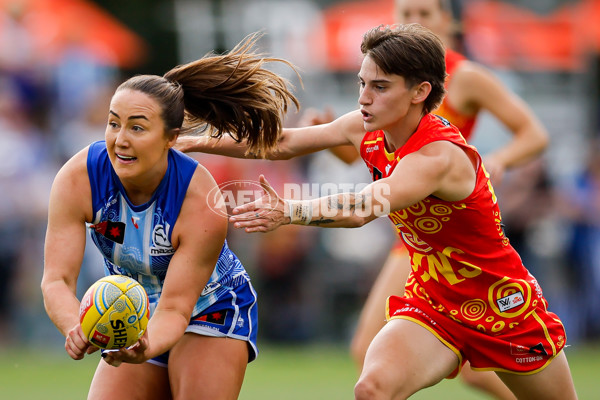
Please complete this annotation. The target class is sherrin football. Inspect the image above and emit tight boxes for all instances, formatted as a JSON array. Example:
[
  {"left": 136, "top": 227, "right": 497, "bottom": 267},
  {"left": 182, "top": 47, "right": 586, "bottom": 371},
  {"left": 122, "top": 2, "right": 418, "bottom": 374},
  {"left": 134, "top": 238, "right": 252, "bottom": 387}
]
[{"left": 79, "top": 275, "right": 149, "bottom": 349}]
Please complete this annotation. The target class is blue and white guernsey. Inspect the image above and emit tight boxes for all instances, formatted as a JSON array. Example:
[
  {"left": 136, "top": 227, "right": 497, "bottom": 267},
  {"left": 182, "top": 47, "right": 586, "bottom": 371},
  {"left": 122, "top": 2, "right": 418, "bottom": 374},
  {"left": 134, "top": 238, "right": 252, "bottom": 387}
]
[{"left": 87, "top": 141, "right": 250, "bottom": 319}]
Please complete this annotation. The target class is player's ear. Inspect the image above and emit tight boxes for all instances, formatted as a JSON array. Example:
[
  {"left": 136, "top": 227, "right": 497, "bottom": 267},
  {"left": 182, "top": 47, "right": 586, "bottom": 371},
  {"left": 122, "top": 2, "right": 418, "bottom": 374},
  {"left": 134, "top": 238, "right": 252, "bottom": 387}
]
[
  {"left": 412, "top": 81, "right": 432, "bottom": 105},
  {"left": 166, "top": 128, "right": 180, "bottom": 149}
]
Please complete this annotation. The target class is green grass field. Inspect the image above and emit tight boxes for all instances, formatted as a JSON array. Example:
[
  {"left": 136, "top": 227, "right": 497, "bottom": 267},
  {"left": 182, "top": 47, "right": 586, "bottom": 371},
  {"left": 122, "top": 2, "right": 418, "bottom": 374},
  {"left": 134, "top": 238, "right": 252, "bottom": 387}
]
[{"left": 1, "top": 342, "right": 598, "bottom": 399}]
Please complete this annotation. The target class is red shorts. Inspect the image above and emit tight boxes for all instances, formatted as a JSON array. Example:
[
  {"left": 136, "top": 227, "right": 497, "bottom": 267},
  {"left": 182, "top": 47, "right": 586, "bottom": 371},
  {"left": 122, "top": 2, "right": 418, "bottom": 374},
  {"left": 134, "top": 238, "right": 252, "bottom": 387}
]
[{"left": 386, "top": 295, "right": 566, "bottom": 378}]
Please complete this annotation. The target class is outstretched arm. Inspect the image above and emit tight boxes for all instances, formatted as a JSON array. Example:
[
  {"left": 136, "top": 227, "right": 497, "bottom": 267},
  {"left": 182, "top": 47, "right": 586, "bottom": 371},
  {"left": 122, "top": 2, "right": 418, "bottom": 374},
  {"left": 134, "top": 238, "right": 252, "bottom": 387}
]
[
  {"left": 230, "top": 141, "right": 477, "bottom": 233},
  {"left": 299, "top": 107, "right": 361, "bottom": 164},
  {"left": 227, "top": 175, "right": 382, "bottom": 232},
  {"left": 174, "top": 110, "right": 366, "bottom": 160}
]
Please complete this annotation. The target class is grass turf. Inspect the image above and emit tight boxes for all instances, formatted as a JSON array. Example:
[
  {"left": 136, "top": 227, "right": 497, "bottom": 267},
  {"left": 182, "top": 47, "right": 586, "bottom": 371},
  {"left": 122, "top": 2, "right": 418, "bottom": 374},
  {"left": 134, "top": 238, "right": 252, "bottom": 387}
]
[{"left": 1, "top": 342, "right": 598, "bottom": 399}]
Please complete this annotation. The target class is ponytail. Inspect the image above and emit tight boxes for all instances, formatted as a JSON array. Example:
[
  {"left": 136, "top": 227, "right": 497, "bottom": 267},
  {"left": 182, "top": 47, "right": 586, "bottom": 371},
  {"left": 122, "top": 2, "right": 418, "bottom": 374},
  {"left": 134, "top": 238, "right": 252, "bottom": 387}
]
[{"left": 164, "top": 32, "right": 300, "bottom": 156}]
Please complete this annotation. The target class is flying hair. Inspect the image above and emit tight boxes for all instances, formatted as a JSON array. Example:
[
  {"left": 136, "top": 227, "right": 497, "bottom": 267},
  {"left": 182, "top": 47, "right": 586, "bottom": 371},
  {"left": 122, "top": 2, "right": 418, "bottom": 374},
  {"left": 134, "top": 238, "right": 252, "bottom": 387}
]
[{"left": 163, "top": 32, "right": 301, "bottom": 156}]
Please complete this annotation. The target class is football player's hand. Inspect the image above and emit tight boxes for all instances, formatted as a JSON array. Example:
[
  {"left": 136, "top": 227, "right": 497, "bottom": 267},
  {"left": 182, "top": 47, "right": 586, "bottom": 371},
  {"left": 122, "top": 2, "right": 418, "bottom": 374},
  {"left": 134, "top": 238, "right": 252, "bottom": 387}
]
[
  {"left": 229, "top": 175, "right": 288, "bottom": 233},
  {"left": 102, "top": 332, "right": 149, "bottom": 367},
  {"left": 65, "top": 324, "right": 98, "bottom": 360}
]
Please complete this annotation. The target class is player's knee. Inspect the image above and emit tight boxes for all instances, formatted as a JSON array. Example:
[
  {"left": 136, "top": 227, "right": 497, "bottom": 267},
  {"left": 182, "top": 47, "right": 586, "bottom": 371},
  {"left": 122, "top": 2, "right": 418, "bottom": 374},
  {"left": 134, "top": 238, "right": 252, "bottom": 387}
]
[
  {"left": 355, "top": 372, "right": 408, "bottom": 400},
  {"left": 354, "top": 375, "right": 380, "bottom": 400}
]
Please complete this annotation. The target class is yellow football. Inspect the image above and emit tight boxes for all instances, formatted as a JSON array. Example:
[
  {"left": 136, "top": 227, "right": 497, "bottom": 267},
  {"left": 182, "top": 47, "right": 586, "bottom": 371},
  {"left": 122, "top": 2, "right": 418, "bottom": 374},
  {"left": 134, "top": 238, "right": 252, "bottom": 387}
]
[{"left": 79, "top": 275, "right": 149, "bottom": 349}]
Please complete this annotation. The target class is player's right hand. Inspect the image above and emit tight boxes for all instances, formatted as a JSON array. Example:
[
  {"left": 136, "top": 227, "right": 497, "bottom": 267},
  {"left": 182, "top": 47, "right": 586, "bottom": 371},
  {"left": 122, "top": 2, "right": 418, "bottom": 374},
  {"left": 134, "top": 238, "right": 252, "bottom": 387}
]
[
  {"left": 65, "top": 324, "right": 97, "bottom": 360},
  {"left": 102, "top": 331, "right": 149, "bottom": 367},
  {"left": 229, "top": 175, "right": 286, "bottom": 233}
]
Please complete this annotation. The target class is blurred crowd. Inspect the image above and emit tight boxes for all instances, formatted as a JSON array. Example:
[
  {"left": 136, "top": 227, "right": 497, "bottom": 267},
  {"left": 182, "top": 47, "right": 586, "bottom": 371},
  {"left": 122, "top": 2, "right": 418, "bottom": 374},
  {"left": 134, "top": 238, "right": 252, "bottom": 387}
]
[
  {"left": 0, "top": 0, "right": 121, "bottom": 344},
  {"left": 1, "top": 0, "right": 600, "bottom": 350}
]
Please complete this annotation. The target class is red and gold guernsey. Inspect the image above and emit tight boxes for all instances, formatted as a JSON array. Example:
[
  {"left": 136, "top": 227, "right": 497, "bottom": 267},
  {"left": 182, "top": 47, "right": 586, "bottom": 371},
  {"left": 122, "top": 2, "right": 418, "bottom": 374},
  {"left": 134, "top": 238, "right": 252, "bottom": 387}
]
[
  {"left": 432, "top": 48, "right": 477, "bottom": 141},
  {"left": 360, "top": 114, "right": 550, "bottom": 337},
  {"left": 389, "top": 48, "right": 477, "bottom": 254}
]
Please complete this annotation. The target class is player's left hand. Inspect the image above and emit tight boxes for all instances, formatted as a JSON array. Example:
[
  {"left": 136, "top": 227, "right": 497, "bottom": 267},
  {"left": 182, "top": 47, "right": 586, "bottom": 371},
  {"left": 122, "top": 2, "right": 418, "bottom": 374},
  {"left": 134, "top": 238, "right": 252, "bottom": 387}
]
[
  {"left": 229, "top": 175, "right": 288, "bottom": 233},
  {"left": 102, "top": 332, "right": 149, "bottom": 367}
]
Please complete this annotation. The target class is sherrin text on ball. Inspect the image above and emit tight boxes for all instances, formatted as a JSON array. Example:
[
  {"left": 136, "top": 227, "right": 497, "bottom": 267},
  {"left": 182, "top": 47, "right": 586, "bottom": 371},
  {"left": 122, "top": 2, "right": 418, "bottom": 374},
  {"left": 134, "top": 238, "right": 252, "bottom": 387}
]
[{"left": 79, "top": 275, "right": 149, "bottom": 349}]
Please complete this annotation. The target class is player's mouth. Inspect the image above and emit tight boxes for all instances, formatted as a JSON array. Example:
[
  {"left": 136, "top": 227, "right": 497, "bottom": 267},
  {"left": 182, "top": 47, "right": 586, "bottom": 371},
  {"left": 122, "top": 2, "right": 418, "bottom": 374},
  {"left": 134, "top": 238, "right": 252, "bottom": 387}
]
[
  {"left": 116, "top": 153, "right": 137, "bottom": 163},
  {"left": 361, "top": 109, "right": 373, "bottom": 122}
]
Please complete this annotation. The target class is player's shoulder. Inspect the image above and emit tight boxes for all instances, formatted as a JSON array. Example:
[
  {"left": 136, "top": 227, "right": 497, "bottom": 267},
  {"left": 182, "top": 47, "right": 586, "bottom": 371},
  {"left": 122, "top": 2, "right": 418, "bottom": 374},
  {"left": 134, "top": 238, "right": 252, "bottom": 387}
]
[
  {"left": 450, "top": 60, "right": 506, "bottom": 109},
  {"left": 418, "top": 139, "right": 460, "bottom": 157},
  {"left": 50, "top": 146, "right": 93, "bottom": 221},
  {"left": 55, "top": 145, "right": 91, "bottom": 185},
  {"left": 452, "top": 59, "right": 497, "bottom": 85},
  {"left": 183, "top": 163, "right": 221, "bottom": 210},
  {"left": 177, "top": 163, "right": 227, "bottom": 237},
  {"left": 336, "top": 109, "right": 367, "bottom": 140}
]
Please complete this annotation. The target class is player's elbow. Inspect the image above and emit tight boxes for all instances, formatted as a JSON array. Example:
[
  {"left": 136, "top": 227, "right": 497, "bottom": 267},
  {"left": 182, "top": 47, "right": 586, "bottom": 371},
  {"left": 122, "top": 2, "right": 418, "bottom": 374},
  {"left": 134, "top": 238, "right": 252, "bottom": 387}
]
[
  {"left": 40, "top": 275, "right": 60, "bottom": 298},
  {"left": 526, "top": 119, "right": 550, "bottom": 153},
  {"left": 536, "top": 128, "right": 550, "bottom": 152}
]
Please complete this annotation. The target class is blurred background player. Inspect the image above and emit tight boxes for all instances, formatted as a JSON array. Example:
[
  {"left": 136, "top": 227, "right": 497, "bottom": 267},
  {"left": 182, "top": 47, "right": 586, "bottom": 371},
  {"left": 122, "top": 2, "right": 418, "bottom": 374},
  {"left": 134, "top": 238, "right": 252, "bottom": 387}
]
[{"left": 301, "top": 1, "right": 549, "bottom": 398}]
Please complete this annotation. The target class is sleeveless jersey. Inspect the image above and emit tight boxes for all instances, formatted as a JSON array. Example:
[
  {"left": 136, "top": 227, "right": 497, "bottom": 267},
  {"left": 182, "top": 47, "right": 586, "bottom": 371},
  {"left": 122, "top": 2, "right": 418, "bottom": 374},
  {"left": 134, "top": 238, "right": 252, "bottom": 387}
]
[
  {"left": 360, "top": 115, "right": 549, "bottom": 336},
  {"left": 432, "top": 48, "right": 477, "bottom": 141},
  {"left": 87, "top": 141, "right": 249, "bottom": 318}
]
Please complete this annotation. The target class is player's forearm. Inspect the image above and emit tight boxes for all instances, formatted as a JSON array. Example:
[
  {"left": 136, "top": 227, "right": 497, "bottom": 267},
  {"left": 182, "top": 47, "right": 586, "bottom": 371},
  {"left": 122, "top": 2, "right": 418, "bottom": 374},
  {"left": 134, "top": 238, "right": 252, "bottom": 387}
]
[
  {"left": 176, "top": 134, "right": 256, "bottom": 159},
  {"left": 176, "top": 133, "right": 303, "bottom": 160},
  {"left": 143, "top": 309, "right": 190, "bottom": 359},
  {"left": 41, "top": 280, "right": 81, "bottom": 337},
  {"left": 288, "top": 192, "right": 380, "bottom": 228}
]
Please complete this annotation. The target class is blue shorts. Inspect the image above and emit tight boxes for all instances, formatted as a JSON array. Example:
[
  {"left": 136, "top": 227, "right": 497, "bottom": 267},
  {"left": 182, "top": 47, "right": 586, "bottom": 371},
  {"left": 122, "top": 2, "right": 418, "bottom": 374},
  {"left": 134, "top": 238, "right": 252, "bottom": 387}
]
[{"left": 147, "top": 280, "right": 259, "bottom": 367}]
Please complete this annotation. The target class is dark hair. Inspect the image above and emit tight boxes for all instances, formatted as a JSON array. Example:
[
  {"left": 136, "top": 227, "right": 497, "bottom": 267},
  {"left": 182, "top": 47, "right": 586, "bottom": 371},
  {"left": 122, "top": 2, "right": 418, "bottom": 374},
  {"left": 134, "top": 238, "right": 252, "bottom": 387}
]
[
  {"left": 360, "top": 24, "right": 447, "bottom": 114},
  {"left": 116, "top": 32, "right": 299, "bottom": 155}
]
